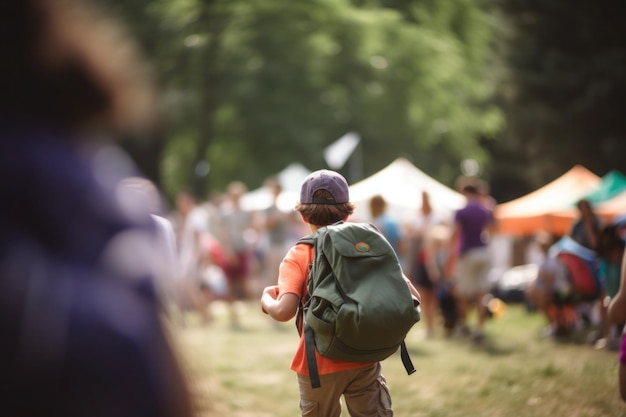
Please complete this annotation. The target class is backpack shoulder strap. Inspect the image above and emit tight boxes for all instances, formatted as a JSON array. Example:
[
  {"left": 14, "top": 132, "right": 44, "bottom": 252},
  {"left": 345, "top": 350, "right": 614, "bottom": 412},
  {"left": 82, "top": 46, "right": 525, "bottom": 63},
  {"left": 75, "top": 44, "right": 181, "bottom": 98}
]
[
  {"left": 296, "top": 233, "right": 316, "bottom": 247},
  {"left": 294, "top": 233, "right": 316, "bottom": 336},
  {"left": 295, "top": 232, "right": 323, "bottom": 388},
  {"left": 296, "top": 233, "right": 316, "bottom": 287}
]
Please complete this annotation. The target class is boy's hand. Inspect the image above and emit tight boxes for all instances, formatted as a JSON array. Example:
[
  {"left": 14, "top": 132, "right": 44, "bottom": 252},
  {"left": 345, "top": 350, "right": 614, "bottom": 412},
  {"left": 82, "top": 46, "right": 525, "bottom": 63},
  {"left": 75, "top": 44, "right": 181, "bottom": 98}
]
[
  {"left": 261, "top": 285, "right": 279, "bottom": 314},
  {"left": 263, "top": 285, "right": 279, "bottom": 299},
  {"left": 261, "top": 288, "right": 300, "bottom": 321}
]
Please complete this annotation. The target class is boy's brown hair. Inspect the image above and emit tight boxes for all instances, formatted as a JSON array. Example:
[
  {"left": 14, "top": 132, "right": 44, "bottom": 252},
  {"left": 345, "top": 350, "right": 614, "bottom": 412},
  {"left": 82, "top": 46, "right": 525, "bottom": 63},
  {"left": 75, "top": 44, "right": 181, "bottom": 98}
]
[{"left": 296, "top": 189, "right": 355, "bottom": 226}]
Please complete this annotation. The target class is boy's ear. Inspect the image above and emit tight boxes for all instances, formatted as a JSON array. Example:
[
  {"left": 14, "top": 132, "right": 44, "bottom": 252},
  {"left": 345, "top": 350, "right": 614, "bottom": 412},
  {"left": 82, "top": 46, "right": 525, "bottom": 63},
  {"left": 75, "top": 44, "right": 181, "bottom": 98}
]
[{"left": 299, "top": 213, "right": 309, "bottom": 224}]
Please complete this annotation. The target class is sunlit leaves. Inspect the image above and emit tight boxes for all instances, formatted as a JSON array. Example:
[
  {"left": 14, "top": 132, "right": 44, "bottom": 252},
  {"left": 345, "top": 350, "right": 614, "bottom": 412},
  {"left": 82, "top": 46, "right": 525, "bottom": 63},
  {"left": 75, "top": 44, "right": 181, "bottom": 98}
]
[{"left": 104, "top": 0, "right": 502, "bottom": 194}]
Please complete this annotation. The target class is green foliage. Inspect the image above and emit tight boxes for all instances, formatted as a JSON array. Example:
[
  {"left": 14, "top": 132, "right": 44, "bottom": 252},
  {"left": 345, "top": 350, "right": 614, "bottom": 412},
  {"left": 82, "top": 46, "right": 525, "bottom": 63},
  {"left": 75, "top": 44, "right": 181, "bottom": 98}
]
[
  {"left": 101, "top": 0, "right": 502, "bottom": 197},
  {"left": 97, "top": 0, "right": 626, "bottom": 203}
]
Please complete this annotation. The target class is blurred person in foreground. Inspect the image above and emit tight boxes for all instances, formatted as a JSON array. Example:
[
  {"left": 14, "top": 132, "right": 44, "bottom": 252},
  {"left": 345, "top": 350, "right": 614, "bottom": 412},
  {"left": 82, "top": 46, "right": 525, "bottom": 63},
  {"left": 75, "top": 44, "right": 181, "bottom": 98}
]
[
  {"left": 0, "top": 1, "right": 194, "bottom": 416},
  {"left": 117, "top": 177, "right": 179, "bottom": 315},
  {"left": 608, "top": 246, "right": 626, "bottom": 401}
]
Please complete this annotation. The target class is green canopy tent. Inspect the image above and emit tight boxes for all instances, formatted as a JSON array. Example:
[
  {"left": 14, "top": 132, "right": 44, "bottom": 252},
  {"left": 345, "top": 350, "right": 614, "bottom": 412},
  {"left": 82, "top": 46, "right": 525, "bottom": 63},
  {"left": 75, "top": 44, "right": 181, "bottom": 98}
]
[{"left": 585, "top": 170, "right": 626, "bottom": 206}]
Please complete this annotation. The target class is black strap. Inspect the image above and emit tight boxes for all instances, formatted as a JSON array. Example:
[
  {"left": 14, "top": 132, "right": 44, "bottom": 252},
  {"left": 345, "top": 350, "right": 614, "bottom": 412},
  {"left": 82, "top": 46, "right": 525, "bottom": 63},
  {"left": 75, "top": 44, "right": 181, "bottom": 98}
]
[
  {"left": 296, "top": 238, "right": 321, "bottom": 387},
  {"left": 304, "top": 325, "right": 321, "bottom": 388},
  {"left": 400, "top": 340, "right": 416, "bottom": 375},
  {"left": 306, "top": 331, "right": 414, "bottom": 389}
]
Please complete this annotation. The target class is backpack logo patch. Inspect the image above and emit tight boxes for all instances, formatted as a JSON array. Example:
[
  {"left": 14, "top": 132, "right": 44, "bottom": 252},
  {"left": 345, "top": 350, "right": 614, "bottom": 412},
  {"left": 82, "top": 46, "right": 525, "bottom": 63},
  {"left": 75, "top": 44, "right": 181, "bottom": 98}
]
[{"left": 355, "top": 242, "right": 370, "bottom": 252}]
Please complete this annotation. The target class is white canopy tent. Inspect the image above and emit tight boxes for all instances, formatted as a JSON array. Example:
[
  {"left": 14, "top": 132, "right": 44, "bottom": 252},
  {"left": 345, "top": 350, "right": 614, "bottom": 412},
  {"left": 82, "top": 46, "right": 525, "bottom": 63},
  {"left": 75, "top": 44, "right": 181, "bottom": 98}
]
[
  {"left": 349, "top": 157, "right": 465, "bottom": 224},
  {"left": 241, "top": 163, "right": 311, "bottom": 212}
]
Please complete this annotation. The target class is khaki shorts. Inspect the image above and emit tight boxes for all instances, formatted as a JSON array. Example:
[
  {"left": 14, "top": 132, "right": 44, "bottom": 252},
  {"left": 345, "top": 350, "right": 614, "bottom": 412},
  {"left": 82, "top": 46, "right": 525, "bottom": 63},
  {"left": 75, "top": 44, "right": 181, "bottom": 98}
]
[
  {"left": 297, "top": 363, "right": 392, "bottom": 417},
  {"left": 455, "top": 247, "right": 491, "bottom": 297}
]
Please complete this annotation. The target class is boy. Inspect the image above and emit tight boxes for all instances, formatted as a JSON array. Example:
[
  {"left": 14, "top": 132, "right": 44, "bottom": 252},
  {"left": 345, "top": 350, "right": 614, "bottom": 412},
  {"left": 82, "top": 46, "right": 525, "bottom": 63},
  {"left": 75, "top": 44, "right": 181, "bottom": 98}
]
[{"left": 261, "top": 169, "right": 420, "bottom": 417}]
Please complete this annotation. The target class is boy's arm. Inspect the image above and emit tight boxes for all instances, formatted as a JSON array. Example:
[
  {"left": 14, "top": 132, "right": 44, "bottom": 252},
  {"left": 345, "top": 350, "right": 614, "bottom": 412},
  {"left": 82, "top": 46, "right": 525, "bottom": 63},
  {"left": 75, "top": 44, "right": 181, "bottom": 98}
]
[
  {"left": 261, "top": 285, "right": 300, "bottom": 322},
  {"left": 403, "top": 274, "right": 421, "bottom": 304}
]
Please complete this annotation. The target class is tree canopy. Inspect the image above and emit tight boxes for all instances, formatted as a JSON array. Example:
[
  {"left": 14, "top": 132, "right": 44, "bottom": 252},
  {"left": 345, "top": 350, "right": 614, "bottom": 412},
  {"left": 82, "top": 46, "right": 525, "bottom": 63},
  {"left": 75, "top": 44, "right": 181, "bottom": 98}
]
[
  {"left": 101, "top": 0, "right": 500, "bottom": 198},
  {"left": 100, "top": 0, "right": 626, "bottom": 204}
]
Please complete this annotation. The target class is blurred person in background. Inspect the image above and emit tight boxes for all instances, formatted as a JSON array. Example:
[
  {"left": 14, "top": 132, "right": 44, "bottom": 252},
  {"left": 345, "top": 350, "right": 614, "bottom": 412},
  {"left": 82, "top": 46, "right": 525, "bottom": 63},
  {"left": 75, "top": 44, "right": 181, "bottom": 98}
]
[
  {"left": 423, "top": 223, "right": 455, "bottom": 338},
  {"left": 258, "top": 178, "right": 292, "bottom": 329},
  {"left": 172, "top": 190, "right": 212, "bottom": 324},
  {"left": 407, "top": 191, "right": 440, "bottom": 338},
  {"left": 570, "top": 198, "right": 602, "bottom": 251},
  {"left": 478, "top": 178, "right": 497, "bottom": 213},
  {"left": 368, "top": 194, "right": 404, "bottom": 257},
  {"left": 219, "top": 181, "right": 255, "bottom": 328},
  {"left": 593, "top": 224, "right": 625, "bottom": 349},
  {"left": 261, "top": 178, "right": 292, "bottom": 288},
  {"left": 547, "top": 199, "right": 604, "bottom": 338},
  {"left": 446, "top": 183, "right": 494, "bottom": 343},
  {"left": 524, "top": 232, "right": 578, "bottom": 336},
  {"left": 0, "top": 1, "right": 194, "bottom": 416}
]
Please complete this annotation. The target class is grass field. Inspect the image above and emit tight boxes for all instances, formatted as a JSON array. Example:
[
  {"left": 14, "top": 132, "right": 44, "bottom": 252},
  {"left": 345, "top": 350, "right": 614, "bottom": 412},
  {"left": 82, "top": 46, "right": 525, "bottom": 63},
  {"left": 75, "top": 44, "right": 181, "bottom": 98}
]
[{"left": 171, "top": 300, "right": 626, "bottom": 417}]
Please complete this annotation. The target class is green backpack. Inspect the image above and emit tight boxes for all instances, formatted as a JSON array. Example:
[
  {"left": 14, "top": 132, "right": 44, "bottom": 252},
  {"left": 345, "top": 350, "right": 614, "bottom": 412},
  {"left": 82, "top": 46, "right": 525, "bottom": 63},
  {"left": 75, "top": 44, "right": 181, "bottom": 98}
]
[{"left": 297, "top": 221, "right": 420, "bottom": 388}]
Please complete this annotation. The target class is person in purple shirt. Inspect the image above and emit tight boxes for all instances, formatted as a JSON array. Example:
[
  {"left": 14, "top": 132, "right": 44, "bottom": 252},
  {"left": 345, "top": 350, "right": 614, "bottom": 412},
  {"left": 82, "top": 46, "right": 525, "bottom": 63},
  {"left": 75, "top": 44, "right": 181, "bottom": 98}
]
[{"left": 446, "top": 183, "right": 494, "bottom": 342}]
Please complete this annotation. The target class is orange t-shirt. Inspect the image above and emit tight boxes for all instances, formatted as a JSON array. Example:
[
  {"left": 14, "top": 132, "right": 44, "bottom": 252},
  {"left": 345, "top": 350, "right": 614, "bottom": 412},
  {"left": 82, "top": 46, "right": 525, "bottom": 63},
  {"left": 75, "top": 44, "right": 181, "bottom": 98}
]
[{"left": 278, "top": 243, "right": 373, "bottom": 376}]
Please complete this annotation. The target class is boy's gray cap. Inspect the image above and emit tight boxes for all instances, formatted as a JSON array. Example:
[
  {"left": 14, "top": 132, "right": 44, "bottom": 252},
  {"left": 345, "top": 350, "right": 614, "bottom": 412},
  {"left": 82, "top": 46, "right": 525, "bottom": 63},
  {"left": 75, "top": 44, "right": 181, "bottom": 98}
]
[{"left": 299, "top": 169, "right": 350, "bottom": 204}]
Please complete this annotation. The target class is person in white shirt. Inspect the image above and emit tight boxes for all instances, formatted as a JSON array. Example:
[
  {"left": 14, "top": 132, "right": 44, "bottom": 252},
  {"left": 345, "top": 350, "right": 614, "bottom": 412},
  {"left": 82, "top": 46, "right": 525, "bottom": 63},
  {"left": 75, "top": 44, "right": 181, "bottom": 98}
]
[{"left": 173, "top": 190, "right": 212, "bottom": 324}]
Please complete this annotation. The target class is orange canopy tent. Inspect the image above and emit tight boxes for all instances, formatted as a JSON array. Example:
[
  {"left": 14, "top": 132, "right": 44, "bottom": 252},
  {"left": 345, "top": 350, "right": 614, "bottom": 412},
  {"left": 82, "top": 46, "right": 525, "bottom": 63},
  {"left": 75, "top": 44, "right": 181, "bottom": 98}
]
[{"left": 494, "top": 165, "right": 601, "bottom": 236}]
